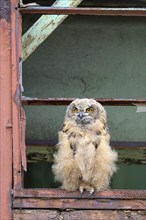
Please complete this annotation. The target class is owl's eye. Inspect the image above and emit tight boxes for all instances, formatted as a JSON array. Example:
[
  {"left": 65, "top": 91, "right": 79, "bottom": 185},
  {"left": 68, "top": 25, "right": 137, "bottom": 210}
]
[
  {"left": 86, "top": 107, "right": 94, "bottom": 113},
  {"left": 73, "top": 107, "right": 78, "bottom": 113}
]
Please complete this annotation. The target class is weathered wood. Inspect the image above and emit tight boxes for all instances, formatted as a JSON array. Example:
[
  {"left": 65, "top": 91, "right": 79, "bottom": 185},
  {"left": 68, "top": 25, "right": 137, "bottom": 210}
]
[
  {"left": 20, "top": 7, "right": 146, "bottom": 17},
  {"left": 13, "top": 209, "right": 146, "bottom": 220},
  {"left": 0, "top": 1, "right": 13, "bottom": 219},
  {"left": 13, "top": 210, "right": 60, "bottom": 220},
  {"left": 12, "top": 0, "right": 24, "bottom": 191},
  {"left": 62, "top": 210, "right": 146, "bottom": 220},
  {"left": 21, "top": 97, "right": 146, "bottom": 106},
  {"left": 13, "top": 197, "right": 146, "bottom": 210},
  {"left": 26, "top": 144, "right": 146, "bottom": 164},
  {"left": 22, "top": 0, "right": 83, "bottom": 61},
  {"left": 14, "top": 189, "right": 146, "bottom": 199}
]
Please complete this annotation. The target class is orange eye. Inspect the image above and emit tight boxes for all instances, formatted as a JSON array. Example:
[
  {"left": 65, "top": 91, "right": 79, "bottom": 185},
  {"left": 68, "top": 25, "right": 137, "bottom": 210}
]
[
  {"left": 73, "top": 107, "right": 78, "bottom": 113},
  {"left": 86, "top": 107, "right": 94, "bottom": 113}
]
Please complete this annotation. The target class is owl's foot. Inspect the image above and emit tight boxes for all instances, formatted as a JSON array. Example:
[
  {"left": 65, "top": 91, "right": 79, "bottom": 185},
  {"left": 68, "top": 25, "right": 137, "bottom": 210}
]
[
  {"left": 88, "top": 187, "right": 95, "bottom": 196},
  {"left": 79, "top": 184, "right": 95, "bottom": 196},
  {"left": 79, "top": 186, "right": 84, "bottom": 194}
]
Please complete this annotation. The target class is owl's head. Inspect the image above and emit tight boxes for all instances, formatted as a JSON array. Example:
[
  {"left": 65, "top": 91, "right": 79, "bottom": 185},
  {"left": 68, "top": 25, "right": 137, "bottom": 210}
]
[{"left": 65, "top": 98, "right": 107, "bottom": 125}]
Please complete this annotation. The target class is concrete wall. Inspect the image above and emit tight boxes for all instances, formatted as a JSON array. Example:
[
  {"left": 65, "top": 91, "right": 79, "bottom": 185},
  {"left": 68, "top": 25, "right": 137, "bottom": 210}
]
[{"left": 23, "top": 15, "right": 146, "bottom": 142}]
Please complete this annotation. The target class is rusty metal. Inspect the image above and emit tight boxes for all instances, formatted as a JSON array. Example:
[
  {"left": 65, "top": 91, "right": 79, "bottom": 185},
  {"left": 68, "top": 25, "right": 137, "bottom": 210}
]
[
  {"left": 19, "top": 7, "right": 146, "bottom": 16},
  {"left": 0, "top": 1, "right": 12, "bottom": 219},
  {"left": 21, "top": 97, "right": 146, "bottom": 106}
]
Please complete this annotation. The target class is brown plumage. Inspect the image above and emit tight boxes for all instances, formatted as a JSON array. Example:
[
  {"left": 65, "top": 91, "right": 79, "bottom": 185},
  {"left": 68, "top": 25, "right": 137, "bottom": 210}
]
[{"left": 52, "top": 98, "right": 118, "bottom": 194}]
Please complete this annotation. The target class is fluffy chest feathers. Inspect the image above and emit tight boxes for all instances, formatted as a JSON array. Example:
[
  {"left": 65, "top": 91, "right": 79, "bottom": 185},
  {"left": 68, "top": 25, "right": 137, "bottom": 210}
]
[{"left": 67, "top": 128, "right": 99, "bottom": 181}]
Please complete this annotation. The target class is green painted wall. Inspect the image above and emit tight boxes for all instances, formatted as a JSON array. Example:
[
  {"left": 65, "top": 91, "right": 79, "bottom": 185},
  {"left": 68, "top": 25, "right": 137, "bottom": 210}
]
[
  {"left": 23, "top": 15, "right": 146, "bottom": 189},
  {"left": 23, "top": 15, "right": 146, "bottom": 142}
]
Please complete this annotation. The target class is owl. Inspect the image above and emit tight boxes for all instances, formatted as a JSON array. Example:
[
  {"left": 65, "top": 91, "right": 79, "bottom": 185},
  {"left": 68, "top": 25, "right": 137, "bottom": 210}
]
[{"left": 52, "top": 98, "right": 118, "bottom": 195}]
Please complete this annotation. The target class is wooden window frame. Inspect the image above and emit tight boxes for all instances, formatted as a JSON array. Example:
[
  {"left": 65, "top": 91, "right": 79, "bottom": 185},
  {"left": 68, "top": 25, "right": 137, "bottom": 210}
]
[{"left": 12, "top": 3, "right": 146, "bottom": 210}]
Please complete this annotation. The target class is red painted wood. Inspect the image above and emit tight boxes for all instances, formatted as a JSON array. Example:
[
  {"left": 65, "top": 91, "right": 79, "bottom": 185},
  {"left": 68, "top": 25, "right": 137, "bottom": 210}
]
[{"left": 0, "top": 1, "right": 12, "bottom": 219}]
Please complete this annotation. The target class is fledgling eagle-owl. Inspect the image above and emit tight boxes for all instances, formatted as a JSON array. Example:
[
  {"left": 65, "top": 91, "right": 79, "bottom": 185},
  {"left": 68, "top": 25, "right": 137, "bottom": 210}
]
[{"left": 52, "top": 98, "right": 118, "bottom": 195}]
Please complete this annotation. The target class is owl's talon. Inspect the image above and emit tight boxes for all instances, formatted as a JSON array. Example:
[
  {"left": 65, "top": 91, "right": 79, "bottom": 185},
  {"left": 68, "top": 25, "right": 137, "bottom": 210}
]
[
  {"left": 79, "top": 186, "right": 84, "bottom": 194},
  {"left": 88, "top": 187, "right": 94, "bottom": 196}
]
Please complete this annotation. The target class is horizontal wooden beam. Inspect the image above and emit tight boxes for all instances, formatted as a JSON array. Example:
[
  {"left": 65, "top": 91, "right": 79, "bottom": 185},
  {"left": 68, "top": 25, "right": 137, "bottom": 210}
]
[
  {"left": 13, "top": 198, "right": 146, "bottom": 210},
  {"left": 21, "top": 97, "right": 146, "bottom": 106},
  {"left": 13, "top": 189, "right": 146, "bottom": 209},
  {"left": 19, "top": 7, "right": 146, "bottom": 16},
  {"left": 13, "top": 189, "right": 146, "bottom": 199},
  {"left": 13, "top": 209, "right": 146, "bottom": 220}
]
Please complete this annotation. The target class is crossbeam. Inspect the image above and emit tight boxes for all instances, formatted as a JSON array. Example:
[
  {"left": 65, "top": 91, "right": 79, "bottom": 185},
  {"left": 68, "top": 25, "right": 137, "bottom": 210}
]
[{"left": 22, "top": 0, "right": 83, "bottom": 61}]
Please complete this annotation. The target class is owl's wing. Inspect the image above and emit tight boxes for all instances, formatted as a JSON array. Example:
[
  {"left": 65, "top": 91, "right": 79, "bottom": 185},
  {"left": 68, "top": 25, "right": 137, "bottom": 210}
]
[{"left": 60, "top": 120, "right": 73, "bottom": 134}]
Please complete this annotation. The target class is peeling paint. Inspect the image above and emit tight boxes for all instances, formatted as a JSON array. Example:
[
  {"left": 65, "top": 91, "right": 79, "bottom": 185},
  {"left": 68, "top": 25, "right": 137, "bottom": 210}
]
[{"left": 22, "top": 0, "right": 83, "bottom": 61}]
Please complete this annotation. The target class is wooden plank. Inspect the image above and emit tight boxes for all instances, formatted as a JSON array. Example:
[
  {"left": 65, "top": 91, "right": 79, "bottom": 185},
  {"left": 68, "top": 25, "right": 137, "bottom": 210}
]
[
  {"left": 21, "top": 97, "right": 146, "bottom": 106},
  {"left": 62, "top": 210, "right": 146, "bottom": 220},
  {"left": 20, "top": 7, "right": 146, "bottom": 17},
  {"left": 0, "top": 0, "right": 13, "bottom": 219},
  {"left": 13, "top": 197, "right": 146, "bottom": 210},
  {"left": 11, "top": 0, "right": 24, "bottom": 190},
  {"left": 14, "top": 189, "right": 146, "bottom": 199},
  {"left": 22, "top": 0, "right": 83, "bottom": 61},
  {"left": 13, "top": 210, "right": 60, "bottom": 220},
  {"left": 13, "top": 210, "right": 146, "bottom": 220}
]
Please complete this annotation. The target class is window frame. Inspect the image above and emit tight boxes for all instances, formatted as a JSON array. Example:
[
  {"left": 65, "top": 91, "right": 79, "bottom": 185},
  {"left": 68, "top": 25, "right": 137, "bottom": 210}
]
[{"left": 12, "top": 2, "right": 146, "bottom": 210}]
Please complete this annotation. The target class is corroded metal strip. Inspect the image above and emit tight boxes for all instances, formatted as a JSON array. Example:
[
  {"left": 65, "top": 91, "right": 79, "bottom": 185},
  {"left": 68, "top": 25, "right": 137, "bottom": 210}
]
[
  {"left": 20, "top": 7, "right": 146, "bottom": 16},
  {"left": 14, "top": 189, "right": 146, "bottom": 199},
  {"left": 21, "top": 97, "right": 146, "bottom": 106}
]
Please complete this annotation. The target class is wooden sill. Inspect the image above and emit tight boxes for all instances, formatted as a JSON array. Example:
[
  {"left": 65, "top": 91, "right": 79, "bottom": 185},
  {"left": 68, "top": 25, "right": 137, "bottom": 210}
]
[{"left": 13, "top": 189, "right": 146, "bottom": 209}]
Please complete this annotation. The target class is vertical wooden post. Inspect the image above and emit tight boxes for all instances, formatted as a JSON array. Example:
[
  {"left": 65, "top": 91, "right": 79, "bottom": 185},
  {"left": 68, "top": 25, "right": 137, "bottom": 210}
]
[
  {"left": 11, "top": 0, "right": 23, "bottom": 191},
  {"left": 0, "top": 0, "right": 12, "bottom": 219}
]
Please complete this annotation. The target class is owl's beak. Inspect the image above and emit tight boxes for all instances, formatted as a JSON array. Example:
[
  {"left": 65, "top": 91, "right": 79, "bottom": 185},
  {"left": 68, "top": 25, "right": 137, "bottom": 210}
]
[{"left": 78, "top": 112, "right": 85, "bottom": 119}]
